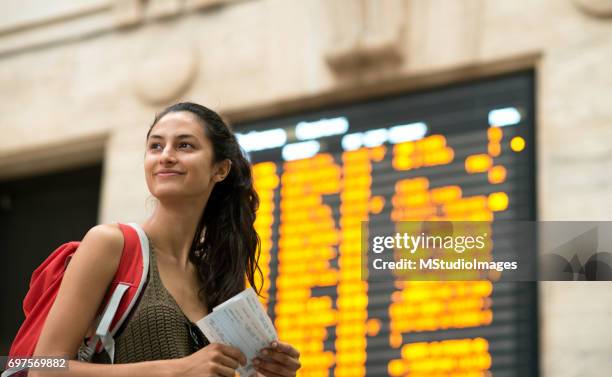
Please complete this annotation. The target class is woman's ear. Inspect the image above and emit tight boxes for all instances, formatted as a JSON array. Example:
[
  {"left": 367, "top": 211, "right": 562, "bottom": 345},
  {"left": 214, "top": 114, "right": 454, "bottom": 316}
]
[{"left": 213, "top": 159, "right": 232, "bottom": 182}]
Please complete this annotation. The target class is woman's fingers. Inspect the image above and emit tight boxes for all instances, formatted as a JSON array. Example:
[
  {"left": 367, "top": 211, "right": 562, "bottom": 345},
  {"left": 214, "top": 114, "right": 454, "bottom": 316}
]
[
  {"left": 257, "top": 349, "right": 300, "bottom": 370},
  {"left": 211, "top": 361, "right": 239, "bottom": 377},
  {"left": 211, "top": 353, "right": 241, "bottom": 370},
  {"left": 215, "top": 343, "right": 247, "bottom": 366},
  {"left": 251, "top": 341, "right": 301, "bottom": 376},
  {"left": 253, "top": 359, "right": 293, "bottom": 377},
  {"left": 270, "top": 341, "right": 300, "bottom": 359}
]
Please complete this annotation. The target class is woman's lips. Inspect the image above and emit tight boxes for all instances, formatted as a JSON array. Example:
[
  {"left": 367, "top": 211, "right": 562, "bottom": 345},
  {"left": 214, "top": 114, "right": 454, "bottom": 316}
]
[{"left": 156, "top": 172, "right": 184, "bottom": 177}]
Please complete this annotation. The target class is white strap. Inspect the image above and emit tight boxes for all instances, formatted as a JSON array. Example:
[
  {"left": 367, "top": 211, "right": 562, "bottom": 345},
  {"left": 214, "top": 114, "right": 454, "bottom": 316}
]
[
  {"left": 1, "top": 366, "right": 27, "bottom": 377},
  {"left": 95, "top": 283, "right": 130, "bottom": 362}
]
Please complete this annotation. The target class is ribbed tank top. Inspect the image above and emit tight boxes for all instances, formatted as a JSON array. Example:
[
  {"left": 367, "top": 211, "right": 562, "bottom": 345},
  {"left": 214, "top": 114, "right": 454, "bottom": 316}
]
[{"left": 92, "top": 235, "right": 210, "bottom": 364}]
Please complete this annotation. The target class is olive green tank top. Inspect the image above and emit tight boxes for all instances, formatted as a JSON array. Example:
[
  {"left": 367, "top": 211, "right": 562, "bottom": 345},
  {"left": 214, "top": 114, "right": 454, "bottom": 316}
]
[{"left": 92, "top": 235, "right": 209, "bottom": 363}]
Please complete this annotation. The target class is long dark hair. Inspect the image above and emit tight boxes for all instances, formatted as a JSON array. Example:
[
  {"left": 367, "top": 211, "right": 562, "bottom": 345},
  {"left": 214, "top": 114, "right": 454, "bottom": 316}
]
[{"left": 147, "top": 102, "right": 262, "bottom": 309}]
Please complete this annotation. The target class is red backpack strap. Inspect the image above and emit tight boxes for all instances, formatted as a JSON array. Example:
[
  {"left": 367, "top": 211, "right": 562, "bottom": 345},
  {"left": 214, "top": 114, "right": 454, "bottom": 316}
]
[{"left": 88, "top": 223, "right": 149, "bottom": 360}]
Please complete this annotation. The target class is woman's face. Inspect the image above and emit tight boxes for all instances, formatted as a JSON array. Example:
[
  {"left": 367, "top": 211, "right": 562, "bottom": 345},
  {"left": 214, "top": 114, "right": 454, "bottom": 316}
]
[{"left": 144, "top": 111, "right": 225, "bottom": 201}]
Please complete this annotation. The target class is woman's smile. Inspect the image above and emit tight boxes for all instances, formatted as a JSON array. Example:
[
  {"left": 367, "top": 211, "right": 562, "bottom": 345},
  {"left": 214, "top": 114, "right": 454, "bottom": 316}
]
[
  {"left": 157, "top": 173, "right": 183, "bottom": 178},
  {"left": 155, "top": 169, "right": 186, "bottom": 178}
]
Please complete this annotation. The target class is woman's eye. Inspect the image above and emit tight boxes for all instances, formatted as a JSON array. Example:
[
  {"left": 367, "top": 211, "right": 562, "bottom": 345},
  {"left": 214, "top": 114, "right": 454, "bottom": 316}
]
[
  {"left": 179, "top": 142, "right": 194, "bottom": 149},
  {"left": 149, "top": 143, "right": 162, "bottom": 150}
]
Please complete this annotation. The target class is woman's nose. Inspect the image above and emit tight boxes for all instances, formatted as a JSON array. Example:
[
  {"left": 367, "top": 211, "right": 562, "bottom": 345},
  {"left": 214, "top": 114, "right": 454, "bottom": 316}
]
[{"left": 160, "top": 146, "right": 177, "bottom": 164}]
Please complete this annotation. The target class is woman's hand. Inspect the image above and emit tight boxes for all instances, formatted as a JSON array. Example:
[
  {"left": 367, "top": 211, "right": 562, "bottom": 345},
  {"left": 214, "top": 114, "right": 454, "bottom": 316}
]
[
  {"left": 179, "top": 343, "right": 247, "bottom": 377},
  {"left": 253, "top": 341, "right": 301, "bottom": 377}
]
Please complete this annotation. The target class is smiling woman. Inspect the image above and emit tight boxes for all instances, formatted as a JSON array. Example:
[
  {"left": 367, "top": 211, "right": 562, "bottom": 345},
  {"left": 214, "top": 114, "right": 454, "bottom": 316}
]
[{"left": 17, "top": 103, "right": 301, "bottom": 377}]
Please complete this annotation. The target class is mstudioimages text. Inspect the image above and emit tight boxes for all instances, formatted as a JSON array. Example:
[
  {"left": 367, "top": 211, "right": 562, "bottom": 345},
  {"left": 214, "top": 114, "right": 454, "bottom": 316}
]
[{"left": 372, "top": 258, "right": 518, "bottom": 272}]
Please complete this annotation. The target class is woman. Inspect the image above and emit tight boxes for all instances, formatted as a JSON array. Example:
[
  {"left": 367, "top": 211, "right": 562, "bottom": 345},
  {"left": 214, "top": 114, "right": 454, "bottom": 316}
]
[{"left": 31, "top": 103, "right": 301, "bottom": 377}]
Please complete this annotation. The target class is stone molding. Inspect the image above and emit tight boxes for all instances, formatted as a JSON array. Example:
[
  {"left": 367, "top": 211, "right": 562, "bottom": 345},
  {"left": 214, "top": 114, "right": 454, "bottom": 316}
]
[
  {"left": 324, "top": 0, "right": 406, "bottom": 72},
  {"left": 0, "top": 133, "right": 107, "bottom": 181},
  {"left": 0, "top": 0, "right": 239, "bottom": 57},
  {"left": 572, "top": 0, "right": 612, "bottom": 18},
  {"left": 131, "top": 35, "right": 200, "bottom": 106}
]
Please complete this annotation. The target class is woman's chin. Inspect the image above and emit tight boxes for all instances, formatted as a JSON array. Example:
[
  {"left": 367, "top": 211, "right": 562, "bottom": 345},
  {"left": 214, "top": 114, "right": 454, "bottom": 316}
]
[
  {"left": 151, "top": 189, "right": 188, "bottom": 201},
  {"left": 151, "top": 188, "right": 206, "bottom": 203}
]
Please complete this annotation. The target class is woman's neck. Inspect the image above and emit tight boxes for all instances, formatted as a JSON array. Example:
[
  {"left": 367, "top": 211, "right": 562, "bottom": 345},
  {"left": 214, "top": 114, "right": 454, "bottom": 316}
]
[{"left": 141, "top": 197, "right": 207, "bottom": 270}]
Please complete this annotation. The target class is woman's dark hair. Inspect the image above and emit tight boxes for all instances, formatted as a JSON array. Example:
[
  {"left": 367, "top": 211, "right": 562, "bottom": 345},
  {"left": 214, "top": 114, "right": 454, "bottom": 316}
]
[{"left": 147, "top": 102, "right": 262, "bottom": 309}]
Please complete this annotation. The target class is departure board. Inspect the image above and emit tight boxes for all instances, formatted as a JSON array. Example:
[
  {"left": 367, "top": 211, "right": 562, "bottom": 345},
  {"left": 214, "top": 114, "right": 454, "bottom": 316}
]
[{"left": 237, "top": 72, "right": 537, "bottom": 377}]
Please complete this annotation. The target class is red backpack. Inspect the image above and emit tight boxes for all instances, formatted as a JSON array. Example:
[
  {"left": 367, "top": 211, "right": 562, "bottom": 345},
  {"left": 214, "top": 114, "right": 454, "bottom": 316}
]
[{"left": 2, "top": 223, "right": 150, "bottom": 377}]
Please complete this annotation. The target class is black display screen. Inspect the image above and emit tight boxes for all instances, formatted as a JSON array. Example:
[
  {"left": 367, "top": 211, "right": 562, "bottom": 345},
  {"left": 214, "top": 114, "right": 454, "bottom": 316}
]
[{"left": 236, "top": 72, "right": 537, "bottom": 377}]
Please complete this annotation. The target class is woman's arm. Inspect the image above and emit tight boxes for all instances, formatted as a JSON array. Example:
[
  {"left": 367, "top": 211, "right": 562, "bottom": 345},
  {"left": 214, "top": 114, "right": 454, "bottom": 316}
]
[{"left": 28, "top": 223, "right": 124, "bottom": 375}]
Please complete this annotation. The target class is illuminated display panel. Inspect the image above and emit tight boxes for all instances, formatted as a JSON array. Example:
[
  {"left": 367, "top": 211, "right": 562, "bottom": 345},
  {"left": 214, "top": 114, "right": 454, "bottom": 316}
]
[{"left": 241, "top": 72, "right": 537, "bottom": 377}]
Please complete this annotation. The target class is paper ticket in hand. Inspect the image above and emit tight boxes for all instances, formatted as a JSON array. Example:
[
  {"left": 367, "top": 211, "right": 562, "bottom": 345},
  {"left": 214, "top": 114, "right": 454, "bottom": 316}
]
[{"left": 196, "top": 288, "right": 278, "bottom": 377}]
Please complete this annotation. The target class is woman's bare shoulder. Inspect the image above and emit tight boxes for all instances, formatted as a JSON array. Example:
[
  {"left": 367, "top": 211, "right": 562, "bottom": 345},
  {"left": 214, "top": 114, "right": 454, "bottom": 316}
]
[
  {"left": 83, "top": 223, "right": 124, "bottom": 243},
  {"left": 83, "top": 223, "right": 124, "bottom": 246},
  {"left": 72, "top": 223, "right": 125, "bottom": 270}
]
